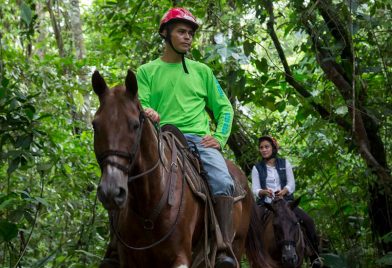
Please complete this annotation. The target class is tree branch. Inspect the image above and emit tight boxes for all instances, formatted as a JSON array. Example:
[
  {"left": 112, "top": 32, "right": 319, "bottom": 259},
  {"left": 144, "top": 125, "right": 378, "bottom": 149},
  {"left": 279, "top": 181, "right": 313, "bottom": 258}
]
[
  {"left": 263, "top": 0, "right": 350, "bottom": 130},
  {"left": 46, "top": 0, "right": 64, "bottom": 58}
]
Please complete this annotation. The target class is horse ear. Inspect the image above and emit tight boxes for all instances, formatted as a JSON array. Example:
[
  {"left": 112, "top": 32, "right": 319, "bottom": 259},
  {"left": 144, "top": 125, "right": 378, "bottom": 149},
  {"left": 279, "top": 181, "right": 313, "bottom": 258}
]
[
  {"left": 92, "top": 70, "right": 108, "bottom": 96},
  {"left": 125, "top": 69, "right": 138, "bottom": 99},
  {"left": 289, "top": 197, "right": 301, "bottom": 210}
]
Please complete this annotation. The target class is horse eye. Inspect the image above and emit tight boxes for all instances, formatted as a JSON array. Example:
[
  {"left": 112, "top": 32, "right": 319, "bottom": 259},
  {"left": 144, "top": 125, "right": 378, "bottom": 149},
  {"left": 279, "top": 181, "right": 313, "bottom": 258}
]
[{"left": 128, "top": 120, "right": 140, "bottom": 130}]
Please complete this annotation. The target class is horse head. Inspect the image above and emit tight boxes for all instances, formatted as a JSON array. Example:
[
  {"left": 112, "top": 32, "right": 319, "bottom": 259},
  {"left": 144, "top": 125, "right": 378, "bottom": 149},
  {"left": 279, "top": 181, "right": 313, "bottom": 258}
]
[
  {"left": 92, "top": 70, "right": 142, "bottom": 210},
  {"left": 266, "top": 197, "right": 302, "bottom": 268}
]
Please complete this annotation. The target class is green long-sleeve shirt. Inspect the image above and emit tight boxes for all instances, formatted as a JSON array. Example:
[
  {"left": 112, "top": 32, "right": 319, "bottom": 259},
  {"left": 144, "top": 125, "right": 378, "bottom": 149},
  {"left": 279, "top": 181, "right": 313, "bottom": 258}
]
[{"left": 136, "top": 57, "right": 234, "bottom": 148}]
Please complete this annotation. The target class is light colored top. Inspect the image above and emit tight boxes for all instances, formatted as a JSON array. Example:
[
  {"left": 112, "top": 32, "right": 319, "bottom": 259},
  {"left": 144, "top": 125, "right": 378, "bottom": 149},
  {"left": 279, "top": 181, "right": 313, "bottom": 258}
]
[
  {"left": 251, "top": 159, "right": 295, "bottom": 203},
  {"left": 136, "top": 58, "right": 234, "bottom": 148}
]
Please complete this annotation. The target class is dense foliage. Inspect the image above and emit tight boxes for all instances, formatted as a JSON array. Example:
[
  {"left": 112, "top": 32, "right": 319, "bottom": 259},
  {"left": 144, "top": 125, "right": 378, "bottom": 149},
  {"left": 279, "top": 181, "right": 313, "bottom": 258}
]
[{"left": 1, "top": 0, "right": 391, "bottom": 267}]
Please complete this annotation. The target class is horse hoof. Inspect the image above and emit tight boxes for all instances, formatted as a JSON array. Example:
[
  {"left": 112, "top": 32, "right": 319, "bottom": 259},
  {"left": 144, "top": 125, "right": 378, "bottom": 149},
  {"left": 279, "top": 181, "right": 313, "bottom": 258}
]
[{"left": 215, "top": 255, "right": 236, "bottom": 268}]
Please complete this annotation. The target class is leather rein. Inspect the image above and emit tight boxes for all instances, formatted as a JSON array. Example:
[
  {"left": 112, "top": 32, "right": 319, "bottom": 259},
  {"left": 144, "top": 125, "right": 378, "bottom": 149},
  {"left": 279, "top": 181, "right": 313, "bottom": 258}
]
[{"left": 95, "top": 111, "right": 186, "bottom": 250}]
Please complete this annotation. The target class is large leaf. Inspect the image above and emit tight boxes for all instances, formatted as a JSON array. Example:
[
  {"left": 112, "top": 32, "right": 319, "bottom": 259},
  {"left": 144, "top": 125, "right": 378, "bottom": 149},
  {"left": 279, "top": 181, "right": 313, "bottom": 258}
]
[
  {"left": 255, "top": 58, "right": 268, "bottom": 73},
  {"left": 20, "top": 2, "right": 32, "bottom": 26},
  {"left": 376, "top": 252, "right": 392, "bottom": 266},
  {"left": 0, "top": 220, "right": 18, "bottom": 242},
  {"left": 321, "top": 253, "right": 347, "bottom": 268}
]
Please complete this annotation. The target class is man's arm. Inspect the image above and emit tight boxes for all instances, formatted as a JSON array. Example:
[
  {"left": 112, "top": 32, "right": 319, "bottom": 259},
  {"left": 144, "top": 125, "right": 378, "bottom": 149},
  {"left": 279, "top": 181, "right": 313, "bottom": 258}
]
[
  {"left": 205, "top": 72, "right": 234, "bottom": 149},
  {"left": 136, "top": 67, "right": 151, "bottom": 109},
  {"left": 136, "top": 67, "right": 160, "bottom": 122}
]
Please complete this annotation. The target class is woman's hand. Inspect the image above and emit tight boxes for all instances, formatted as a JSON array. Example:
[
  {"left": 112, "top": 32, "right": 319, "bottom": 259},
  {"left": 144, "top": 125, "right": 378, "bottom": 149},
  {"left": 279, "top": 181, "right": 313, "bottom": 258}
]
[
  {"left": 145, "top": 108, "right": 160, "bottom": 123},
  {"left": 259, "top": 188, "right": 273, "bottom": 198},
  {"left": 275, "top": 188, "right": 288, "bottom": 198}
]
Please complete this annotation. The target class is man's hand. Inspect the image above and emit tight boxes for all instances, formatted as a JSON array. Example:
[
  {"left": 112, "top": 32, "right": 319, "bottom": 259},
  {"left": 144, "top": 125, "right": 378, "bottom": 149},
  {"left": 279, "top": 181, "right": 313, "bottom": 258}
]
[
  {"left": 200, "top": 135, "right": 221, "bottom": 149},
  {"left": 144, "top": 108, "right": 160, "bottom": 123}
]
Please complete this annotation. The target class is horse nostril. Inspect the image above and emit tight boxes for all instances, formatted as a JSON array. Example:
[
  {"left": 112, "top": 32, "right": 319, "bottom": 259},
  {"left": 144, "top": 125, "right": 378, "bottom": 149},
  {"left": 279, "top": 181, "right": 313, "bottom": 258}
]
[
  {"left": 114, "top": 187, "right": 127, "bottom": 206},
  {"left": 97, "top": 185, "right": 105, "bottom": 203}
]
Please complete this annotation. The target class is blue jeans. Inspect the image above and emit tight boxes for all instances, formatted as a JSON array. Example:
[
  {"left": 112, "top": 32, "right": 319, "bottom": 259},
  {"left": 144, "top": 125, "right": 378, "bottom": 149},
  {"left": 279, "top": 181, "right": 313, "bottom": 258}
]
[{"left": 184, "top": 134, "right": 234, "bottom": 196}]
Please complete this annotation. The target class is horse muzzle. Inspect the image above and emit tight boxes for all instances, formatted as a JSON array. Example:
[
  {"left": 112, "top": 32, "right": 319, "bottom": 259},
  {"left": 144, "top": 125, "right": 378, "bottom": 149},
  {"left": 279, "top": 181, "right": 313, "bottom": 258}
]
[
  {"left": 97, "top": 167, "right": 128, "bottom": 210},
  {"left": 281, "top": 244, "right": 298, "bottom": 268}
]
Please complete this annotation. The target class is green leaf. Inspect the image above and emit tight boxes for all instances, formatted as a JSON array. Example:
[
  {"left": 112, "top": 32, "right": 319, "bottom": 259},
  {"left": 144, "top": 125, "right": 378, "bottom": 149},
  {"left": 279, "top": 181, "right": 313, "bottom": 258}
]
[
  {"left": 376, "top": 252, "right": 392, "bottom": 266},
  {"left": 37, "top": 163, "right": 53, "bottom": 171},
  {"left": 277, "top": 101, "right": 286, "bottom": 112},
  {"left": 73, "top": 91, "right": 85, "bottom": 112},
  {"left": 24, "top": 104, "right": 36, "bottom": 120},
  {"left": 0, "top": 197, "right": 17, "bottom": 211},
  {"left": 255, "top": 58, "right": 268, "bottom": 73},
  {"left": 75, "top": 249, "right": 101, "bottom": 259},
  {"left": 7, "top": 157, "right": 20, "bottom": 174},
  {"left": 15, "top": 134, "right": 33, "bottom": 149},
  {"left": 20, "top": 2, "right": 32, "bottom": 26},
  {"left": 35, "top": 197, "right": 49, "bottom": 207},
  {"left": 293, "top": 72, "right": 306, "bottom": 82},
  {"left": 296, "top": 106, "right": 310, "bottom": 121},
  {"left": 321, "top": 253, "right": 347, "bottom": 268},
  {"left": 382, "top": 232, "right": 392, "bottom": 243},
  {"left": 191, "top": 49, "right": 202, "bottom": 61},
  {"left": 0, "top": 220, "right": 18, "bottom": 242},
  {"left": 335, "top": 105, "right": 348, "bottom": 115},
  {"left": 32, "top": 250, "right": 58, "bottom": 268},
  {"left": 243, "top": 40, "right": 255, "bottom": 57}
]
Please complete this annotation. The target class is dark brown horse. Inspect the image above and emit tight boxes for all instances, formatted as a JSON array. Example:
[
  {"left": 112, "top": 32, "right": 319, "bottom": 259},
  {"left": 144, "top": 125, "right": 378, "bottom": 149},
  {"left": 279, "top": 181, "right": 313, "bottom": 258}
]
[
  {"left": 255, "top": 198, "right": 306, "bottom": 268},
  {"left": 92, "top": 70, "right": 267, "bottom": 268}
]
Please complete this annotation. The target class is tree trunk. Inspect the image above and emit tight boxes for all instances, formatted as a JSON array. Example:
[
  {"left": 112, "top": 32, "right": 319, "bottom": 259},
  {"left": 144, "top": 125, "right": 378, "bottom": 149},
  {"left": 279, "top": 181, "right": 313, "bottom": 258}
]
[
  {"left": 66, "top": 0, "right": 85, "bottom": 60},
  {"left": 35, "top": 2, "right": 47, "bottom": 58}
]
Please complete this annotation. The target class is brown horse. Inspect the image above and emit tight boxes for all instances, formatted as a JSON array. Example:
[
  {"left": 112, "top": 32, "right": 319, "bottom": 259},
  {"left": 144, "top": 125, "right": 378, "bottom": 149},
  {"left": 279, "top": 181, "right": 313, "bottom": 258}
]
[
  {"left": 255, "top": 198, "right": 306, "bottom": 268},
  {"left": 92, "top": 70, "right": 267, "bottom": 268}
]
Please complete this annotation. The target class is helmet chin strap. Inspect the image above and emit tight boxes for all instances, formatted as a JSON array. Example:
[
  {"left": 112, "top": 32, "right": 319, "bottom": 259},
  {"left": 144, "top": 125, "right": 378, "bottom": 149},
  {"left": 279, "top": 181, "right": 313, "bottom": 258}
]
[{"left": 162, "top": 30, "right": 189, "bottom": 74}]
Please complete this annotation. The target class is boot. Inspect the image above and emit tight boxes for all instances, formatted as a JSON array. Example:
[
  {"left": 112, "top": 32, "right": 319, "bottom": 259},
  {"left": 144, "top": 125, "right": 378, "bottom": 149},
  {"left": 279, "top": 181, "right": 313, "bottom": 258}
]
[{"left": 213, "top": 196, "right": 237, "bottom": 268}]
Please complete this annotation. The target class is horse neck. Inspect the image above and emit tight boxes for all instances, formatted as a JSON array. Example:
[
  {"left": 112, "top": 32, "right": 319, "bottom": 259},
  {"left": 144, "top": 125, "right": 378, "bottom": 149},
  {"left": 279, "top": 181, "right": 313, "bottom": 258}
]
[{"left": 128, "top": 120, "right": 166, "bottom": 211}]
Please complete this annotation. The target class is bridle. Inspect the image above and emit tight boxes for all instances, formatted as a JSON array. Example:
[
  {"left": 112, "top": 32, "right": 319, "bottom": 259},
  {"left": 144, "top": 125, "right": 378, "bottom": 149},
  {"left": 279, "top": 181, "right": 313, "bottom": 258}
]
[
  {"left": 276, "top": 220, "right": 301, "bottom": 248},
  {"left": 95, "top": 109, "right": 186, "bottom": 250},
  {"left": 95, "top": 111, "right": 161, "bottom": 183},
  {"left": 273, "top": 202, "right": 302, "bottom": 265}
]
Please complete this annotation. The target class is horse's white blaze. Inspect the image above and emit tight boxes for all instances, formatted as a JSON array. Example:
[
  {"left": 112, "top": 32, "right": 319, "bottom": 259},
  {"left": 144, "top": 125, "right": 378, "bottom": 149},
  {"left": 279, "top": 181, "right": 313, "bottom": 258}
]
[{"left": 176, "top": 265, "right": 188, "bottom": 268}]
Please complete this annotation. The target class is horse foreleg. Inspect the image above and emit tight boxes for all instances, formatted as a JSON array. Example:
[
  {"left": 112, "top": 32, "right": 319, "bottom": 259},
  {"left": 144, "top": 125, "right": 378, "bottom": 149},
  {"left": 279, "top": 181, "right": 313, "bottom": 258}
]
[{"left": 171, "top": 253, "right": 191, "bottom": 268}]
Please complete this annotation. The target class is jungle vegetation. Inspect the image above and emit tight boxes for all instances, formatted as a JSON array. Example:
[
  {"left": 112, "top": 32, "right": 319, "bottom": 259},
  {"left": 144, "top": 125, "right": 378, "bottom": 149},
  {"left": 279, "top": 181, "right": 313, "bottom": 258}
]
[{"left": 0, "top": 0, "right": 391, "bottom": 267}]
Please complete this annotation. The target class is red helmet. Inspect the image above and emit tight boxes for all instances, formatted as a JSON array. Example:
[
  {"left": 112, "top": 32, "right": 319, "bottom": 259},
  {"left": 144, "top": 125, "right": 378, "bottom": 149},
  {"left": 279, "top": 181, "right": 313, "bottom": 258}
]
[
  {"left": 159, "top": 7, "right": 199, "bottom": 33},
  {"left": 258, "top": 135, "right": 279, "bottom": 151}
]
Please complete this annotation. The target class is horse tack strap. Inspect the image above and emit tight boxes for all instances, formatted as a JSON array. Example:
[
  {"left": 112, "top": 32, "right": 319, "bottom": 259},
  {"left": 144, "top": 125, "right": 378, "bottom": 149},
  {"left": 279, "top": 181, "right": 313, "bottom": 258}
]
[
  {"left": 143, "top": 133, "right": 179, "bottom": 228},
  {"left": 168, "top": 134, "right": 178, "bottom": 206}
]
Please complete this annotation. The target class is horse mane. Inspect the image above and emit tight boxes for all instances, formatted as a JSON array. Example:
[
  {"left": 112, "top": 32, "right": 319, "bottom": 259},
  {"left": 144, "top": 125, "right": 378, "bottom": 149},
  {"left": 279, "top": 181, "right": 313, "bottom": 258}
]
[{"left": 245, "top": 200, "right": 270, "bottom": 268}]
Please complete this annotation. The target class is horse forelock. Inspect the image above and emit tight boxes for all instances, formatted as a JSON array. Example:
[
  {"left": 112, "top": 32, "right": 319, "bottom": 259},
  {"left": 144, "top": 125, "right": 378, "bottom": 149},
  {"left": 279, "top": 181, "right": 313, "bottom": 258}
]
[{"left": 273, "top": 200, "right": 296, "bottom": 222}]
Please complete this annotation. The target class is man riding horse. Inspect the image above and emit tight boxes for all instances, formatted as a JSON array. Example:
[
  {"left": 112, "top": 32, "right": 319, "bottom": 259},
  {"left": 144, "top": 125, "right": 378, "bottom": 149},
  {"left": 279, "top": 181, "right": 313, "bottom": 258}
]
[{"left": 136, "top": 7, "right": 237, "bottom": 268}]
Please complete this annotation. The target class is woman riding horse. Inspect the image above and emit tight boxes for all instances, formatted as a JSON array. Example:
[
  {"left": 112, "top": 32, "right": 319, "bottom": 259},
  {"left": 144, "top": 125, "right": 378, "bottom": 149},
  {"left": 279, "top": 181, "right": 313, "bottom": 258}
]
[{"left": 251, "top": 135, "right": 322, "bottom": 268}]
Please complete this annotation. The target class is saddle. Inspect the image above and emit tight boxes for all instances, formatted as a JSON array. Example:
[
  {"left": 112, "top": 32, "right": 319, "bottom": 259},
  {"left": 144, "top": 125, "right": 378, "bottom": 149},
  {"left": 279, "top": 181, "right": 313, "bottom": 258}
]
[{"left": 161, "top": 124, "right": 246, "bottom": 200}]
